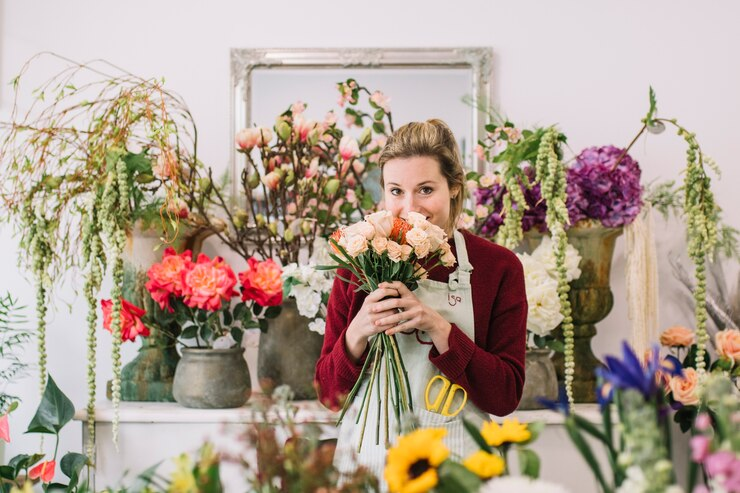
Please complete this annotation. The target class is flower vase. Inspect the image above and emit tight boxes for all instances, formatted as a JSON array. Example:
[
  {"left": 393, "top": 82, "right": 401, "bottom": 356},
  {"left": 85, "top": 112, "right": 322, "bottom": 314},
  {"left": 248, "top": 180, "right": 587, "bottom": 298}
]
[
  {"left": 257, "top": 299, "right": 323, "bottom": 400},
  {"left": 517, "top": 349, "right": 558, "bottom": 410},
  {"left": 173, "top": 347, "right": 251, "bottom": 408},
  {"left": 114, "top": 222, "right": 212, "bottom": 402}
]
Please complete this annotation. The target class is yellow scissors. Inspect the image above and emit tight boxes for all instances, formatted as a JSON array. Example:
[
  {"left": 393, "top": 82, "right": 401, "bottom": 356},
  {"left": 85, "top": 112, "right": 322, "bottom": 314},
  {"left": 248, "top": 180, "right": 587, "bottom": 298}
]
[{"left": 424, "top": 375, "right": 468, "bottom": 417}]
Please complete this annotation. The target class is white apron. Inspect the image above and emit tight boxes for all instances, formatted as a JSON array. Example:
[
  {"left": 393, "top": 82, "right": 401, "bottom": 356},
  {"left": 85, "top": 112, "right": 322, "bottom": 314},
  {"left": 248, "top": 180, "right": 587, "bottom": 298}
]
[{"left": 334, "top": 230, "right": 487, "bottom": 488}]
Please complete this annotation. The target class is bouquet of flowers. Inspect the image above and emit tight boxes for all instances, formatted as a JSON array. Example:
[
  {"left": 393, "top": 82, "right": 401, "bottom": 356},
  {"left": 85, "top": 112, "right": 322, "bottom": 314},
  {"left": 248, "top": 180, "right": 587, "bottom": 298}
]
[
  {"left": 323, "top": 210, "right": 456, "bottom": 451},
  {"left": 144, "top": 248, "right": 283, "bottom": 348},
  {"left": 281, "top": 260, "right": 334, "bottom": 335}
]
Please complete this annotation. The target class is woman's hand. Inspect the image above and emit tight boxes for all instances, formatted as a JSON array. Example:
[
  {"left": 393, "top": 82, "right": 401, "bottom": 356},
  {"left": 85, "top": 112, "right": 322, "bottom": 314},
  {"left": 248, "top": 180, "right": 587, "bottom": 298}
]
[
  {"left": 345, "top": 285, "right": 402, "bottom": 361},
  {"left": 373, "top": 281, "right": 452, "bottom": 353}
]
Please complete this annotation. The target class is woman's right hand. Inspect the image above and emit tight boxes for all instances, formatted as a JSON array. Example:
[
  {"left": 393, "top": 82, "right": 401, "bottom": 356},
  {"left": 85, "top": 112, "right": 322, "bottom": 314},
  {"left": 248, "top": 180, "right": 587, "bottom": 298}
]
[{"left": 344, "top": 286, "right": 401, "bottom": 362}]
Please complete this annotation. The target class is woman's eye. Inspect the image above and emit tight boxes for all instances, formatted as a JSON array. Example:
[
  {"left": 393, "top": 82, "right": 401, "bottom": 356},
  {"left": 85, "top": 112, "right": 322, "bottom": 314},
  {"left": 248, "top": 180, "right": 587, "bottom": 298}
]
[
  {"left": 390, "top": 188, "right": 402, "bottom": 196},
  {"left": 419, "top": 187, "right": 433, "bottom": 195}
]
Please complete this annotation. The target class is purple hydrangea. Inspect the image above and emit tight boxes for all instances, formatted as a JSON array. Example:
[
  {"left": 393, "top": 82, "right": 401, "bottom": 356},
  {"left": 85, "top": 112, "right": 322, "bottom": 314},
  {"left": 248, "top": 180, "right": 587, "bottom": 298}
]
[
  {"left": 567, "top": 146, "right": 643, "bottom": 228},
  {"left": 475, "top": 166, "right": 547, "bottom": 237}
]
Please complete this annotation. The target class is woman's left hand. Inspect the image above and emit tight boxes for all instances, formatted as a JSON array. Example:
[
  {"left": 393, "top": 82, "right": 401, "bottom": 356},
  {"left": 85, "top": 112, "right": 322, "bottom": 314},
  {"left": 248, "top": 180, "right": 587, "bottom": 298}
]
[{"left": 373, "top": 281, "right": 452, "bottom": 352}]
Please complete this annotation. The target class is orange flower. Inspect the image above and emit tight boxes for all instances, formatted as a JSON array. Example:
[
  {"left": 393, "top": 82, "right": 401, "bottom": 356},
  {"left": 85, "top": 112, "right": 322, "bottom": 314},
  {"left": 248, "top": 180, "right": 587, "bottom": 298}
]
[
  {"left": 329, "top": 228, "right": 344, "bottom": 254},
  {"left": 29, "top": 460, "right": 56, "bottom": 483},
  {"left": 145, "top": 247, "right": 193, "bottom": 312},
  {"left": 669, "top": 368, "right": 700, "bottom": 406},
  {"left": 390, "top": 217, "right": 412, "bottom": 244},
  {"left": 716, "top": 329, "right": 740, "bottom": 364},
  {"left": 239, "top": 257, "right": 283, "bottom": 307},
  {"left": 182, "top": 254, "right": 239, "bottom": 311},
  {"left": 101, "top": 298, "right": 150, "bottom": 342},
  {"left": 659, "top": 326, "right": 695, "bottom": 347}
]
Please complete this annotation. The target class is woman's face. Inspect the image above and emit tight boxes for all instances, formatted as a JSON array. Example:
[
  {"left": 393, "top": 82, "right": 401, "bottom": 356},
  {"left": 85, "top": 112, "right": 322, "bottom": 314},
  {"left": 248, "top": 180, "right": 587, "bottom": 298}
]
[{"left": 382, "top": 156, "right": 455, "bottom": 232}]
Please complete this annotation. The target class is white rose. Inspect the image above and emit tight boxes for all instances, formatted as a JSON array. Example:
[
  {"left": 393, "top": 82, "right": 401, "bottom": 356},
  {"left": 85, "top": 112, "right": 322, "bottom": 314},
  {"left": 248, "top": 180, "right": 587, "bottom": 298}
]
[
  {"left": 517, "top": 253, "right": 552, "bottom": 287},
  {"left": 531, "top": 236, "right": 582, "bottom": 282},
  {"left": 526, "top": 277, "right": 563, "bottom": 336},
  {"left": 344, "top": 233, "right": 368, "bottom": 258},
  {"left": 386, "top": 240, "right": 403, "bottom": 262},
  {"left": 371, "top": 235, "right": 389, "bottom": 254},
  {"left": 344, "top": 221, "right": 375, "bottom": 240},
  {"left": 308, "top": 318, "right": 326, "bottom": 335},
  {"left": 364, "top": 210, "right": 394, "bottom": 237}
]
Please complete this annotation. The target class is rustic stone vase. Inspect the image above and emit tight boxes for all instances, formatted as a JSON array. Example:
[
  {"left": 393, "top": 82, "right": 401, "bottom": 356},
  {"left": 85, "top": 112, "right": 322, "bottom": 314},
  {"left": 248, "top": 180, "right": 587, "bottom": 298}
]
[
  {"left": 173, "top": 347, "right": 251, "bottom": 408},
  {"left": 117, "top": 222, "right": 211, "bottom": 402},
  {"left": 257, "top": 299, "right": 324, "bottom": 400},
  {"left": 517, "top": 349, "right": 559, "bottom": 410}
]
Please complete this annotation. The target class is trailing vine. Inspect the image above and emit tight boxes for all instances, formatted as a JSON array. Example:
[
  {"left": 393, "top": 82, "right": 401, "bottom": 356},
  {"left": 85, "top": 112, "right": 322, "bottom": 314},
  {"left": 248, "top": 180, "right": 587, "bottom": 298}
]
[{"left": 535, "top": 127, "right": 576, "bottom": 411}]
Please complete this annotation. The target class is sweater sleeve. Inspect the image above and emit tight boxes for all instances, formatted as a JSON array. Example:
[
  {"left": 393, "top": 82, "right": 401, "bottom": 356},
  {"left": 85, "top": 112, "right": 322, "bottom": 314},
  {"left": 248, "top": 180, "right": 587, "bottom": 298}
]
[
  {"left": 429, "top": 245, "right": 527, "bottom": 416},
  {"left": 314, "top": 270, "right": 368, "bottom": 410}
]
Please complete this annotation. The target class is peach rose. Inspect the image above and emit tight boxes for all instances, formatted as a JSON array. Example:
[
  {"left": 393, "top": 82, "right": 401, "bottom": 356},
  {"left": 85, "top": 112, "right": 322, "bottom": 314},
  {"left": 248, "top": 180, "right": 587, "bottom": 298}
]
[
  {"left": 182, "top": 254, "right": 239, "bottom": 311},
  {"left": 439, "top": 242, "right": 456, "bottom": 267},
  {"left": 371, "top": 236, "right": 388, "bottom": 254},
  {"left": 716, "top": 329, "right": 740, "bottom": 364},
  {"left": 365, "top": 210, "right": 394, "bottom": 238},
  {"left": 669, "top": 368, "right": 700, "bottom": 406},
  {"left": 399, "top": 244, "right": 413, "bottom": 262},
  {"left": 344, "top": 234, "right": 368, "bottom": 258},
  {"left": 405, "top": 227, "right": 431, "bottom": 258},
  {"left": 344, "top": 221, "right": 375, "bottom": 241},
  {"left": 659, "top": 326, "right": 695, "bottom": 347},
  {"left": 386, "top": 240, "right": 402, "bottom": 262}
]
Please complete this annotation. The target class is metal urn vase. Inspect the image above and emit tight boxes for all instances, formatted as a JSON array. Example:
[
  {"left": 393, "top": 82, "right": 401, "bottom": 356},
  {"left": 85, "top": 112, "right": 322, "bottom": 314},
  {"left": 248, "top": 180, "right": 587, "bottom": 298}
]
[
  {"left": 257, "top": 299, "right": 324, "bottom": 400},
  {"left": 173, "top": 347, "right": 251, "bottom": 408}
]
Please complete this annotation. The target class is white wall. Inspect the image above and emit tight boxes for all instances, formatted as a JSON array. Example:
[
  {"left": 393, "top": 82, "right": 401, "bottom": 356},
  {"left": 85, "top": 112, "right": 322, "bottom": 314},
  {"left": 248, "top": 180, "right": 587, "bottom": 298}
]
[{"left": 2, "top": 0, "right": 739, "bottom": 482}]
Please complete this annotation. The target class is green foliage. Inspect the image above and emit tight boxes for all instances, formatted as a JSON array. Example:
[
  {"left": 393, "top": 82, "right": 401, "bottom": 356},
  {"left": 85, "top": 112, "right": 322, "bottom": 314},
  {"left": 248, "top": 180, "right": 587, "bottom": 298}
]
[
  {"left": 26, "top": 375, "right": 75, "bottom": 434},
  {"left": 0, "top": 293, "right": 29, "bottom": 415}
]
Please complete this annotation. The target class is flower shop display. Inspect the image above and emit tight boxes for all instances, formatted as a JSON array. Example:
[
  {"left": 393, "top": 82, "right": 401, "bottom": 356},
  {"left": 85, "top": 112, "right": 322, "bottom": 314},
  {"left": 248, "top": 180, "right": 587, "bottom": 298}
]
[
  {"left": 515, "top": 238, "right": 582, "bottom": 409},
  {"left": 323, "top": 210, "right": 456, "bottom": 451},
  {"left": 144, "top": 249, "right": 283, "bottom": 408},
  {"left": 0, "top": 54, "right": 208, "bottom": 452}
]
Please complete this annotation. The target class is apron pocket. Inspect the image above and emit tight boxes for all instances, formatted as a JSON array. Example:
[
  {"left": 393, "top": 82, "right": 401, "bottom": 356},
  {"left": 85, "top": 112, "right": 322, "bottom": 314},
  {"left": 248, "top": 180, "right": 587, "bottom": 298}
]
[{"left": 417, "top": 408, "right": 470, "bottom": 458}]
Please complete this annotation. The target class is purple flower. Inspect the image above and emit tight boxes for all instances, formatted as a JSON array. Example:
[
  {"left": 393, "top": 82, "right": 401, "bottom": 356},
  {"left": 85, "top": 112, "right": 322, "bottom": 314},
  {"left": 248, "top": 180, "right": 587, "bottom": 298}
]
[{"left": 566, "top": 146, "right": 643, "bottom": 228}]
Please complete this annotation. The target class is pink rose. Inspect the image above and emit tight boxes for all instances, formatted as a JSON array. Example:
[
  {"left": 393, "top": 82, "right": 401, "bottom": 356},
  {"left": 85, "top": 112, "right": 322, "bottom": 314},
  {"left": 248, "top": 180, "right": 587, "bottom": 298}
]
[
  {"left": 181, "top": 254, "right": 239, "bottom": 311},
  {"left": 716, "top": 329, "right": 740, "bottom": 363},
  {"left": 659, "top": 325, "right": 695, "bottom": 347},
  {"left": 669, "top": 367, "right": 700, "bottom": 406},
  {"left": 101, "top": 298, "right": 150, "bottom": 342},
  {"left": 146, "top": 247, "right": 194, "bottom": 312},
  {"left": 239, "top": 257, "right": 283, "bottom": 307}
]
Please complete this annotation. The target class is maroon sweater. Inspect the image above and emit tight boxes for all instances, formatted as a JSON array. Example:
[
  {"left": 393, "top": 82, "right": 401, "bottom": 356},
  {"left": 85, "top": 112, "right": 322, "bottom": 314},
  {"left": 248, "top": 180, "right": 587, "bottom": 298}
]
[{"left": 314, "top": 229, "right": 527, "bottom": 416}]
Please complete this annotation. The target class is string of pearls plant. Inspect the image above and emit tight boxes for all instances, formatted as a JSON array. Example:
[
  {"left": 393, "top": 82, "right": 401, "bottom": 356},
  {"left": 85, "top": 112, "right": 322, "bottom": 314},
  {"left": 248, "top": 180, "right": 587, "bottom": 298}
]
[{"left": 535, "top": 127, "right": 576, "bottom": 411}]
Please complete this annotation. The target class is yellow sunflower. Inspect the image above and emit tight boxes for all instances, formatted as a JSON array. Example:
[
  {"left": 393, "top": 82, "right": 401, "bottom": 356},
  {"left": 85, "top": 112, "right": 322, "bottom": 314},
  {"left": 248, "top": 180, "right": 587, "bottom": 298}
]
[
  {"left": 463, "top": 450, "right": 505, "bottom": 479},
  {"left": 480, "top": 418, "right": 531, "bottom": 447},
  {"left": 384, "top": 428, "right": 450, "bottom": 493}
]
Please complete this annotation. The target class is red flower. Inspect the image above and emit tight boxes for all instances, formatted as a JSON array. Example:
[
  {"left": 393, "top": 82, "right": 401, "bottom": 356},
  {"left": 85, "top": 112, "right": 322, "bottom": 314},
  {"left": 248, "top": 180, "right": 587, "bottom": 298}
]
[
  {"left": 101, "top": 298, "right": 150, "bottom": 342},
  {"left": 0, "top": 413, "right": 9, "bottom": 443},
  {"left": 145, "top": 247, "right": 194, "bottom": 312},
  {"left": 181, "top": 254, "right": 239, "bottom": 311},
  {"left": 390, "top": 217, "right": 413, "bottom": 244},
  {"left": 29, "top": 460, "right": 56, "bottom": 483},
  {"left": 239, "top": 257, "right": 283, "bottom": 307}
]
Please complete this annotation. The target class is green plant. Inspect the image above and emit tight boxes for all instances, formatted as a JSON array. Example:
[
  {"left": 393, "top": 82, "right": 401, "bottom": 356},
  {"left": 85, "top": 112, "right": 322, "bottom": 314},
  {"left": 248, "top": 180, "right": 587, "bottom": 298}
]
[
  {"left": 0, "top": 53, "right": 206, "bottom": 452},
  {"left": 0, "top": 293, "right": 30, "bottom": 416}
]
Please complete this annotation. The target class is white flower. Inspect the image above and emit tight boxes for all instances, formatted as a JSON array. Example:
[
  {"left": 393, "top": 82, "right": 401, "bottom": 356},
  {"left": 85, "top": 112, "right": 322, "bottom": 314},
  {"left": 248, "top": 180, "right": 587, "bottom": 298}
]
[
  {"left": 292, "top": 285, "right": 322, "bottom": 319},
  {"left": 526, "top": 277, "right": 563, "bottom": 336},
  {"left": 616, "top": 466, "right": 647, "bottom": 493},
  {"left": 531, "top": 236, "right": 582, "bottom": 282},
  {"left": 365, "top": 210, "right": 394, "bottom": 237},
  {"left": 308, "top": 318, "right": 326, "bottom": 335},
  {"left": 309, "top": 238, "right": 334, "bottom": 266},
  {"left": 478, "top": 172, "right": 497, "bottom": 188},
  {"left": 480, "top": 476, "right": 571, "bottom": 493},
  {"left": 457, "top": 212, "right": 475, "bottom": 230}
]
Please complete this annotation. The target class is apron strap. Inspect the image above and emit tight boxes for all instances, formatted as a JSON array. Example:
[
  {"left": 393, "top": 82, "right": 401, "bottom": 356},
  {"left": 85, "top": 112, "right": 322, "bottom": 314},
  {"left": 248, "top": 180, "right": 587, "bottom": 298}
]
[{"left": 448, "top": 230, "right": 473, "bottom": 291}]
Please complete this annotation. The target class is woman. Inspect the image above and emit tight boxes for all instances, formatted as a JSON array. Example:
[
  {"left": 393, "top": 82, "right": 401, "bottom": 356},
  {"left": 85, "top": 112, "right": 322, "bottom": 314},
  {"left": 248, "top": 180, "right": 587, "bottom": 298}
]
[{"left": 315, "top": 119, "right": 527, "bottom": 482}]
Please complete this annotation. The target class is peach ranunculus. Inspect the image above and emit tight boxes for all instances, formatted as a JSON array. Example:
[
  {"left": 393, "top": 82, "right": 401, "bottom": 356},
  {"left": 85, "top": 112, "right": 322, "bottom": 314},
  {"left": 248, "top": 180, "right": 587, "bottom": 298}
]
[
  {"left": 146, "top": 247, "right": 194, "bottom": 312},
  {"left": 181, "top": 254, "right": 239, "bottom": 311},
  {"left": 716, "top": 328, "right": 740, "bottom": 364},
  {"left": 239, "top": 257, "right": 283, "bottom": 307},
  {"left": 365, "top": 210, "right": 394, "bottom": 238},
  {"left": 29, "top": 460, "right": 56, "bottom": 483},
  {"left": 659, "top": 325, "right": 695, "bottom": 348},
  {"left": 101, "top": 298, "right": 150, "bottom": 342},
  {"left": 669, "top": 367, "right": 700, "bottom": 406}
]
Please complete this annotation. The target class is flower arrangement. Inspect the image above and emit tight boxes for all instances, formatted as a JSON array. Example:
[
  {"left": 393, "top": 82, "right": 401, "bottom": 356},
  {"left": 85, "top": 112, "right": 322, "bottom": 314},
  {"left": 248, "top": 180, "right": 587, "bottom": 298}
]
[
  {"left": 516, "top": 237, "right": 582, "bottom": 348},
  {"left": 189, "top": 79, "right": 394, "bottom": 266},
  {"left": 323, "top": 210, "right": 456, "bottom": 451},
  {"left": 281, "top": 260, "right": 334, "bottom": 335},
  {"left": 383, "top": 417, "right": 544, "bottom": 493},
  {"left": 144, "top": 248, "right": 283, "bottom": 348},
  {"left": 0, "top": 54, "right": 205, "bottom": 452}
]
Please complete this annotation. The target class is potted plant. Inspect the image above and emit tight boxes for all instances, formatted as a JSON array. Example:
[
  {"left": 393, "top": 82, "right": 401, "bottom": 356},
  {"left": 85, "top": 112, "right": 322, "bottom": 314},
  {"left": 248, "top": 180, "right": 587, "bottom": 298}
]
[
  {"left": 0, "top": 53, "right": 208, "bottom": 449},
  {"left": 144, "top": 248, "right": 282, "bottom": 408}
]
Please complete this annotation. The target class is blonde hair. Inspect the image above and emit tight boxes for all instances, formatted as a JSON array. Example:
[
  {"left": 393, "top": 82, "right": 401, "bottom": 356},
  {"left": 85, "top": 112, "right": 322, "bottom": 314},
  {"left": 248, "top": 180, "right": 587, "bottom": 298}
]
[{"left": 378, "top": 119, "right": 465, "bottom": 233}]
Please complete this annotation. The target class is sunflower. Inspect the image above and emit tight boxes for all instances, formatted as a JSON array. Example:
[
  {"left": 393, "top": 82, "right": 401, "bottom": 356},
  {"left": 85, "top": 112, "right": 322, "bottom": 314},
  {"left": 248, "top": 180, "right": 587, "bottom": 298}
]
[
  {"left": 463, "top": 450, "right": 505, "bottom": 479},
  {"left": 480, "top": 418, "right": 531, "bottom": 447},
  {"left": 384, "top": 428, "right": 449, "bottom": 493}
]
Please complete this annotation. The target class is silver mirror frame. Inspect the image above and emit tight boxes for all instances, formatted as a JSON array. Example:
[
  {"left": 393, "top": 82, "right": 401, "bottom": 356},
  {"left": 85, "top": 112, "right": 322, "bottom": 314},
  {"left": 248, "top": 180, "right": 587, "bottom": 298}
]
[{"left": 230, "top": 47, "right": 493, "bottom": 200}]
